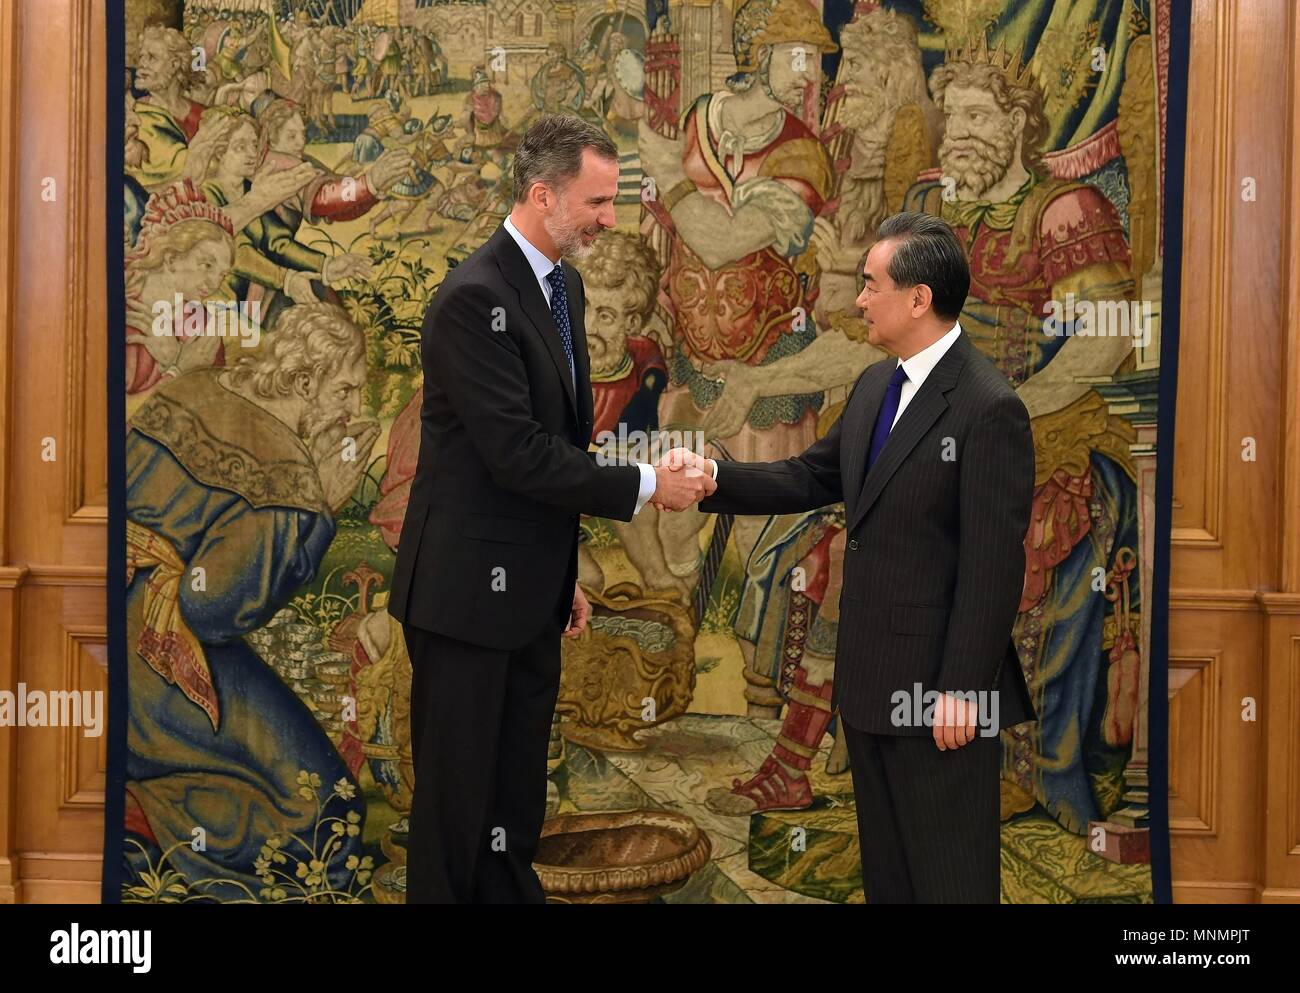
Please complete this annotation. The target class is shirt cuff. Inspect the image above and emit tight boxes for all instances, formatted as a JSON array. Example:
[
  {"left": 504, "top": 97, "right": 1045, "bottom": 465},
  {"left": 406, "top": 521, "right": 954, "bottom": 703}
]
[
  {"left": 633, "top": 462, "right": 657, "bottom": 515},
  {"left": 709, "top": 459, "right": 718, "bottom": 480}
]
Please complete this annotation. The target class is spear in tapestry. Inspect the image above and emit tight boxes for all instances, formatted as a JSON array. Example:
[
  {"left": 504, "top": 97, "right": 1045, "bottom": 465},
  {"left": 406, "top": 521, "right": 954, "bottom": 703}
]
[{"left": 258, "top": 0, "right": 294, "bottom": 81}]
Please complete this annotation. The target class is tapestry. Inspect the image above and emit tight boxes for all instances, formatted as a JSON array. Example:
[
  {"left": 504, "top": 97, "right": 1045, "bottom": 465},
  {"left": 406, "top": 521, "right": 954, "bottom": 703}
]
[{"left": 106, "top": 0, "right": 1187, "bottom": 903}]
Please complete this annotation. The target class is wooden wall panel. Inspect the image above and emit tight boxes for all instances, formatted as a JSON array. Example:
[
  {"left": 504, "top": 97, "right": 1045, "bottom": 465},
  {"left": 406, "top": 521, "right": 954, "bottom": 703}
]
[
  {"left": 1, "top": 0, "right": 107, "bottom": 904},
  {"left": 60, "top": 626, "right": 108, "bottom": 808},
  {"left": 1167, "top": 653, "right": 1219, "bottom": 835},
  {"left": 1173, "top": 0, "right": 1286, "bottom": 581},
  {"left": 0, "top": 0, "right": 24, "bottom": 907},
  {"left": 1166, "top": 606, "right": 1265, "bottom": 902},
  {"left": 0, "top": 0, "right": 1296, "bottom": 904}
]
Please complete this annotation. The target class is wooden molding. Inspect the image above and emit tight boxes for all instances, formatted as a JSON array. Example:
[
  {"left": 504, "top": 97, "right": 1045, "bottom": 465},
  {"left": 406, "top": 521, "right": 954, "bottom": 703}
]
[
  {"left": 0, "top": 564, "right": 29, "bottom": 590},
  {"left": 1169, "top": 588, "right": 1261, "bottom": 611},
  {"left": 61, "top": 0, "right": 99, "bottom": 525},
  {"left": 1259, "top": 593, "right": 1300, "bottom": 615},
  {"left": 1171, "top": 527, "right": 1222, "bottom": 549},
  {"left": 1257, "top": 886, "right": 1300, "bottom": 904},
  {"left": 1172, "top": 0, "right": 1234, "bottom": 542},
  {"left": 1172, "top": 880, "right": 1258, "bottom": 903},
  {"left": 17, "top": 850, "right": 101, "bottom": 895},
  {"left": 23, "top": 564, "right": 106, "bottom": 586},
  {"left": 1173, "top": 592, "right": 1300, "bottom": 614}
]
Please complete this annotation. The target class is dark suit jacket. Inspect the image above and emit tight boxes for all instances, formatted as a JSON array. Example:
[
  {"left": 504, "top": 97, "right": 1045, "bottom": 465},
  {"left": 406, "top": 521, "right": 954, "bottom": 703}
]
[
  {"left": 700, "top": 332, "right": 1038, "bottom": 735},
  {"left": 388, "top": 223, "right": 641, "bottom": 650}
]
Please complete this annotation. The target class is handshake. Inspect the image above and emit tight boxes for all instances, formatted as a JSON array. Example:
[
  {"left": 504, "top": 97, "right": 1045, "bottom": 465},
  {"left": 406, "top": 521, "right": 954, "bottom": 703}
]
[{"left": 648, "top": 447, "right": 719, "bottom": 513}]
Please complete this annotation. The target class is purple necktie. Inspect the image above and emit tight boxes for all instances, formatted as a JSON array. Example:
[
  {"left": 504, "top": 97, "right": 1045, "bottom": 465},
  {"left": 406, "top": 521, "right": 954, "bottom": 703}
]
[{"left": 866, "top": 364, "right": 909, "bottom": 471}]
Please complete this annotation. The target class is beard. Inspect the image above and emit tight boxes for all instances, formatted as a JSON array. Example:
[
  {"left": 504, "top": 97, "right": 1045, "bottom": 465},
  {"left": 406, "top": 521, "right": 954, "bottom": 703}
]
[
  {"left": 939, "top": 127, "right": 1016, "bottom": 199},
  {"left": 831, "top": 86, "right": 893, "bottom": 244},
  {"left": 586, "top": 328, "right": 629, "bottom": 374},
  {"left": 839, "top": 172, "right": 886, "bottom": 246},
  {"left": 300, "top": 402, "right": 344, "bottom": 443},
  {"left": 836, "top": 41, "right": 919, "bottom": 133},
  {"left": 757, "top": 67, "right": 804, "bottom": 114},
  {"left": 838, "top": 87, "right": 891, "bottom": 132},
  {"left": 836, "top": 58, "right": 915, "bottom": 184},
  {"left": 543, "top": 202, "right": 598, "bottom": 262}
]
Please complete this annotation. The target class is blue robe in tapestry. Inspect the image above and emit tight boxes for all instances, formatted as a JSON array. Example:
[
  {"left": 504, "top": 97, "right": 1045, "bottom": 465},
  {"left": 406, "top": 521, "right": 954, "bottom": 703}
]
[{"left": 122, "top": 368, "right": 364, "bottom": 901}]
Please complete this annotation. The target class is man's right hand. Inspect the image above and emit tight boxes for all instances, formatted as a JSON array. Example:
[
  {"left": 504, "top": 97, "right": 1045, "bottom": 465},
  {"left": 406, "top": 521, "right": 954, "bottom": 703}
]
[
  {"left": 658, "top": 447, "right": 717, "bottom": 478},
  {"left": 651, "top": 463, "right": 716, "bottom": 512}
]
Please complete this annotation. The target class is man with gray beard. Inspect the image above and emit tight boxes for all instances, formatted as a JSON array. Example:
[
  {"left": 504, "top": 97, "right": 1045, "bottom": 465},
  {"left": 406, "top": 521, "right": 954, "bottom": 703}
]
[
  {"left": 121, "top": 302, "right": 377, "bottom": 900},
  {"left": 810, "top": 7, "right": 943, "bottom": 329}
]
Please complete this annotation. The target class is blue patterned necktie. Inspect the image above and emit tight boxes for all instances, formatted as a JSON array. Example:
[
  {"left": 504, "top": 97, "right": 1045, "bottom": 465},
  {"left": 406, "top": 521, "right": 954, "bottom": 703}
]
[
  {"left": 866, "top": 364, "right": 909, "bottom": 471},
  {"left": 545, "top": 265, "right": 576, "bottom": 388}
]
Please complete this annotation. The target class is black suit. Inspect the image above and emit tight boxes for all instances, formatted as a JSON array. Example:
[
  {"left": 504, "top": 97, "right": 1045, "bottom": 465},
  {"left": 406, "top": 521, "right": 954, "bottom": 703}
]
[
  {"left": 389, "top": 222, "right": 640, "bottom": 903},
  {"left": 699, "top": 331, "right": 1037, "bottom": 902}
]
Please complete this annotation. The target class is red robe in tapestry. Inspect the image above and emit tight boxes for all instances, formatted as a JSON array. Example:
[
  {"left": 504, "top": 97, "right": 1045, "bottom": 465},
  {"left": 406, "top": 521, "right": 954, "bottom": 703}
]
[
  {"left": 911, "top": 177, "right": 1131, "bottom": 385},
  {"left": 369, "top": 389, "right": 422, "bottom": 552},
  {"left": 590, "top": 335, "right": 667, "bottom": 438}
]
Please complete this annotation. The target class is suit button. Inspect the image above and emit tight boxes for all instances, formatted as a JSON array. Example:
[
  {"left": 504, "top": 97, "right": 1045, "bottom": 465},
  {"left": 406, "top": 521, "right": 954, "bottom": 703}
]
[{"left": 848, "top": 539, "right": 859, "bottom": 551}]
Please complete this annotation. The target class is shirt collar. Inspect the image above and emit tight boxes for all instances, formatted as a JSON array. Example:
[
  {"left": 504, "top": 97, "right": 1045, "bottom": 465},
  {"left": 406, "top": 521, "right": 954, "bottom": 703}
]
[
  {"left": 898, "top": 321, "right": 962, "bottom": 389},
  {"left": 504, "top": 214, "right": 559, "bottom": 285}
]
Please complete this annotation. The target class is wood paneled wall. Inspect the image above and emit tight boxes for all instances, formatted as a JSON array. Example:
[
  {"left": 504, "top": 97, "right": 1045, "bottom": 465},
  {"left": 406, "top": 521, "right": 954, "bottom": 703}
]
[
  {"left": 1168, "top": 0, "right": 1300, "bottom": 904},
  {"left": 0, "top": 0, "right": 109, "bottom": 904},
  {"left": 0, "top": 0, "right": 1296, "bottom": 903}
]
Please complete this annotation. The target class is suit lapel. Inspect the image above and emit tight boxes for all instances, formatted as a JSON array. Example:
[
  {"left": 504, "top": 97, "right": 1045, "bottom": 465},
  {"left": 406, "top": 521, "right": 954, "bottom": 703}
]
[
  {"left": 490, "top": 224, "right": 579, "bottom": 419},
  {"left": 846, "top": 334, "right": 971, "bottom": 534}
]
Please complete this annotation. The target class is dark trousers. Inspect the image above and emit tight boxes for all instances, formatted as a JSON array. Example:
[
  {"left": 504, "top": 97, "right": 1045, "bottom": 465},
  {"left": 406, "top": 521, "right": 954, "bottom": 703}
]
[
  {"left": 401, "top": 614, "right": 562, "bottom": 904},
  {"left": 842, "top": 721, "right": 1001, "bottom": 903}
]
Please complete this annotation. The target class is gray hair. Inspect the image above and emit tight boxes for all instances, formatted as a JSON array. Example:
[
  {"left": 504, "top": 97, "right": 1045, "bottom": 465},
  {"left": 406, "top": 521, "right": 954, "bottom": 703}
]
[
  {"left": 227, "top": 303, "right": 364, "bottom": 399},
  {"left": 512, "top": 113, "right": 618, "bottom": 203}
]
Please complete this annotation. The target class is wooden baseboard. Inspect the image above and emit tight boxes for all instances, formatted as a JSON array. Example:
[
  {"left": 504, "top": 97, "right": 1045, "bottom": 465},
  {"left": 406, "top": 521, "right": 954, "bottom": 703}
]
[
  {"left": 1172, "top": 880, "right": 1260, "bottom": 903},
  {"left": 1257, "top": 886, "right": 1300, "bottom": 904},
  {"left": 17, "top": 879, "right": 100, "bottom": 903}
]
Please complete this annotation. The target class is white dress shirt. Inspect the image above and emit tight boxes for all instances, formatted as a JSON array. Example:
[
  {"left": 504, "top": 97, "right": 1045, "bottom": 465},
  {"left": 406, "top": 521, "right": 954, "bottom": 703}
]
[
  {"left": 503, "top": 214, "right": 558, "bottom": 308},
  {"left": 704, "top": 322, "right": 964, "bottom": 481},
  {"left": 893, "top": 321, "right": 963, "bottom": 428},
  {"left": 502, "top": 215, "right": 658, "bottom": 514}
]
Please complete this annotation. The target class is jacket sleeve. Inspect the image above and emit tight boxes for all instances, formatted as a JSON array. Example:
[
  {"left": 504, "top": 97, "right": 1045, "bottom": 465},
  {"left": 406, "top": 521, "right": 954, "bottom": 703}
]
[
  {"left": 425, "top": 280, "right": 641, "bottom": 520},
  {"left": 697, "top": 370, "right": 867, "bottom": 516},
  {"left": 935, "top": 390, "right": 1035, "bottom": 696}
]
